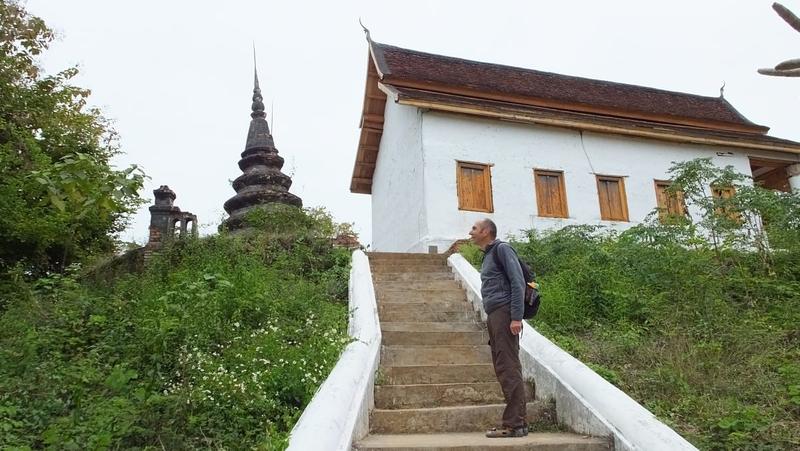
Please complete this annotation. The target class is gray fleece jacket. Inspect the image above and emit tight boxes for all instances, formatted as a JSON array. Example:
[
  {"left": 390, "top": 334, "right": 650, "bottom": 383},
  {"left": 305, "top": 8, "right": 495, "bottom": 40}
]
[{"left": 480, "top": 240, "right": 525, "bottom": 320}]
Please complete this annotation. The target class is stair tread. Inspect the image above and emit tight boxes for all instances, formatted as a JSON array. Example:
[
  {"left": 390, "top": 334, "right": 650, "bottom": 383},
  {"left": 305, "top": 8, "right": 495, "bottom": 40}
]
[
  {"left": 374, "top": 401, "right": 537, "bottom": 412},
  {"left": 386, "top": 363, "right": 493, "bottom": 368},
  {"left": 382, "top": 322, "right": 482, "bottom": 331},
  {"left": 356, "top": 432, "right": 609, "bottom": 449},
  {"left": 378, "top": 381, "right": 499, "bottom": 388}
]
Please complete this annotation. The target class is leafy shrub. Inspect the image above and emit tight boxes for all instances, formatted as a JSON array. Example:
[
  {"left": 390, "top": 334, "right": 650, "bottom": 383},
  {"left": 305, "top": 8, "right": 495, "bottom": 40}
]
[
  {"left": 466, "top": 159, "right": 800, "bottom": 449},
  {"left": 0, "top": 1, "right": 145, "bottom": 275},
  {"left": 0, "top": 207, "right": 351, "bottom": 450}
]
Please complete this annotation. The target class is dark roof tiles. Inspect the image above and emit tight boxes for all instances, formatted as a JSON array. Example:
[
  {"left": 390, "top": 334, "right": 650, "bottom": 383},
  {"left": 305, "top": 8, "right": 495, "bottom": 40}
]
[{"left": 371, "top": 42, "right": 767, "bottom": 133}]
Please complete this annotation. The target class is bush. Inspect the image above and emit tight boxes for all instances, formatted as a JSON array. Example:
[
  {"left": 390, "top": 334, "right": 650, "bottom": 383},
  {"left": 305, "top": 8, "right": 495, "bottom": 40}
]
[
  {"left": 465, "top": 159, "right": 800, "bottom": 449},
  {"left": 0, "top": 1, "right": 145, "bottom": 275},
  {"left": 0, "top": 207, "right": 352, "bottom": 450}
]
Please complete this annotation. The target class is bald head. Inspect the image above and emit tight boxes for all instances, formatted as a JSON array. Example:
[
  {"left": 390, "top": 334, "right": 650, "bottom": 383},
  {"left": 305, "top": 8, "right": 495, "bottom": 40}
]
[
  {"left": 480, "top": 218, "right": 497, "bottom": 239},
  {"left": 469, "top": 218, "right": 497, "bottom": 250}
]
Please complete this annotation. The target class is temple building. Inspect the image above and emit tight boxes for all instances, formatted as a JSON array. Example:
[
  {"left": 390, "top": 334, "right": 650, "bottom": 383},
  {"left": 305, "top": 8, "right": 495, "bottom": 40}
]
[
  {"left": 350, "top": 39, "right": 800, "bottom": 253},
  {"left": 223, "top": 66, "right": 302, "bottom": 230}
]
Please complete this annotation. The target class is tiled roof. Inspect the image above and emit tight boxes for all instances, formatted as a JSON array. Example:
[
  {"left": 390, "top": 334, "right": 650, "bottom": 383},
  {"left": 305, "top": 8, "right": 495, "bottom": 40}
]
[
  {"left": 351, "top": 41, "right": 800, "bottom": 195},
  {"left": 371, "top": 42, "right": 768, "bottom": 133}
]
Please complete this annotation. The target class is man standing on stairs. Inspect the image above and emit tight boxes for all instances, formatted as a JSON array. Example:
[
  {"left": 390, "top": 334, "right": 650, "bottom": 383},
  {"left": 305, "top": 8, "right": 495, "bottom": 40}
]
[{"left": 468, "top": 218, "right": 528, "bottom": 438}]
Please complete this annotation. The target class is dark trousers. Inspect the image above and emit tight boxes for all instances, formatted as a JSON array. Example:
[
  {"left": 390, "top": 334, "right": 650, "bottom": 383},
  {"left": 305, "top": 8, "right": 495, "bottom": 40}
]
[{"left": 486, "top": 304, "right": 527, "bottom": 429}]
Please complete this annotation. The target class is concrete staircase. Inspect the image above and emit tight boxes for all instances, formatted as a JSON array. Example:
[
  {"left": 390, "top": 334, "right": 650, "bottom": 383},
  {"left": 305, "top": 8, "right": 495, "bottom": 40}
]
[{"left": 354, "top": 252, "right": 610, "bottom": 451}]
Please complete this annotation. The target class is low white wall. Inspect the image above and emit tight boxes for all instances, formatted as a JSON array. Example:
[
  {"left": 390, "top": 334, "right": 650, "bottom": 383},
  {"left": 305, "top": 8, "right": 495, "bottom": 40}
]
[
  {"left": 286, "top": 250, "right": 381, "bottom": 451},
  {"left": 447, "top": 253, "right": 698, "bottom": 451}
]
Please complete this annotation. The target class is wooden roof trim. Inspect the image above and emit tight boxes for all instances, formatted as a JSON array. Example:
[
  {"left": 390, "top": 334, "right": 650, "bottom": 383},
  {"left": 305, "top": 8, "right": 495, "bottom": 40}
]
[
  {"left": 350, "top": 48, "right": 388, "bottom": 195},
  {"left": 368, "top": 38, "right": 389, "bottom": 79},
  {"left": 394, "top": 92, "right": 800, "bottom": 154},
  {"left": 382, "top": 78, "right": 768, "bottom": 135}
]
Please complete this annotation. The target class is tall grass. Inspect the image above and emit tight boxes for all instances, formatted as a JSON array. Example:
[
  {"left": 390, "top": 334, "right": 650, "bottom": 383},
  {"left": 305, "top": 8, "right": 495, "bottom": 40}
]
[{"left": 0, "top": 206, "right": 352, "bottom": 450}]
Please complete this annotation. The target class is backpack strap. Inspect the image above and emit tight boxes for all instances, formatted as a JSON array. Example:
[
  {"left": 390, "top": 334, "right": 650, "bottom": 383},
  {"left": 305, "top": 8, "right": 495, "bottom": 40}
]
[
  {"left": 491, "top": 242, "right": 536, "bottom": 282},
  {"left": 490, "top": 241, "right": 512, "bottom": 281}
]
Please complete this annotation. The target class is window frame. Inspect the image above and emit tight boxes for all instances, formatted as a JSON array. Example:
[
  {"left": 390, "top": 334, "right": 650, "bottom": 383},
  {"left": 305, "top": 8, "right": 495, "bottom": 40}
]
[
  {"left": 455, "top": 160, "right": 494, "bottom": 213},
  {"left": 533, "top": 169, "right": 569, "bottom": 218},
  {"left": 711, "top": 185, "right": 735, "bottom": 200},
  {"left": 653, "top": 179, "right": 687, "bottom": 222},
  {"left": 596, "top": 174, "right": 630, "bottom": 222},
  {"left": 711, "top": 185, "right": 739, "bottom": 221}
]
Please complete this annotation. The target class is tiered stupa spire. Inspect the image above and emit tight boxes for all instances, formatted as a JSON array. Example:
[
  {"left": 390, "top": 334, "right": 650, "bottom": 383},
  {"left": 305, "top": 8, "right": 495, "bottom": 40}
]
[{"left": 223, "top": 63, "right": 302, "bottom": 230}]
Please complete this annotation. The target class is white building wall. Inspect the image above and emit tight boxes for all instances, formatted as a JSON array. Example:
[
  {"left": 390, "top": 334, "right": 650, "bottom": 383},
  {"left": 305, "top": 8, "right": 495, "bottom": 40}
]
[
  {"left": 412, "top": 110, "right": 797, "bottom": 251},
  {"left": 370, "top": 102, "right": 427, "bottom": 252}
]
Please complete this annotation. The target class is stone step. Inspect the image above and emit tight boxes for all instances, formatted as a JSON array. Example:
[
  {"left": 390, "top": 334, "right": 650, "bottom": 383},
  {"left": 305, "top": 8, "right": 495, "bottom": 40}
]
[
  {"left": 383, "top": 330, "right": 487, "bottom": 346},
  {"left": 377, "top": 280, "right": 462, "bottom": 291},
  {"left": 377, "top": 289, "right": 466, "bottom": 303},
  {"left": 369, "top": 260, "right": 447, "bottom": 269},
  {"left": 373, "top": 272, "right": 454, "bottom": 282},
  {"left": 370, "top": 400, "right": 553, "bottom": 434},
  {"left": 378, "top": 309, "right": 478, "bottom": 324},
  {"left": 371, "top": 268, "right": 450, "bottom": 276},
  {"left": 382, "top": 364, "right": 497, "bottom": 385},
  {"left": 382, "top": 345, "right": 491, "bottom": 366},
  {"left": 375, "top": 382, "right": 527, "bottom": 409},
  {"left": 369, "top": 252, "right": 446, "bottom": 261},
  {"left": 378, "top": 303, "right": 472, "bottom": 320},
  {"left": 355, "top": 432, "right": 611, "bottom": 451},
  {"left": 378, "top": 298, "right": 467, "bottom": 309},
  {"left": 371, "top": 262, "right": 450, "bottom": 270},
  {"left": 382, "top": 322, "right": 483, "bottom": 332}
]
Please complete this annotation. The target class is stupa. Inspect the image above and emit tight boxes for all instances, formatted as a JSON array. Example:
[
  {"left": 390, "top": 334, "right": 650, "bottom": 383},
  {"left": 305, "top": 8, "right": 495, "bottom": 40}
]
[{"left": 223, "top": 66, "right": 302, "bottom": 230}]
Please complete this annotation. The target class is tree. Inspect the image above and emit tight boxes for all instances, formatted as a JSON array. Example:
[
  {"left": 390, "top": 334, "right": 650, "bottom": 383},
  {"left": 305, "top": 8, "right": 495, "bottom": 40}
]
[
  {"left": 758, "top": 2, "right": 800, "bottom": 77},
  {"left": 0, "top": 0, "right": 145, "bottom": 275},
  {"left": 654, "top": 158, "right": 800, "bottom": 269}
]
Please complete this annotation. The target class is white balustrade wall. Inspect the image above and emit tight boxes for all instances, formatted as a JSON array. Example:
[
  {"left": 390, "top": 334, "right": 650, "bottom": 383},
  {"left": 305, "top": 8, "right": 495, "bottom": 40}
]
[
  {"left": 286, "top": 250, "right": 381, "bottom": 451},
  {"left": 447, "top": 253, "right": 698, "bottom": 451}
]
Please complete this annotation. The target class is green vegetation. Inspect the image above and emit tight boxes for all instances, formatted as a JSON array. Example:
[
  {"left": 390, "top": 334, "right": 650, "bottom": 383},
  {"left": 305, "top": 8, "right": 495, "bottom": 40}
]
[
  {"left": 0, "top": 4, "right": 352, "bottom": 448},
  {"left": 463, "top": 159, "right": 800, "bottom": 450},
  {"left": 0, "top": 1, "right": 145, "bottom": 276},
  {"left": 0, "top": 206, "right": 352, "bottom": 449}
]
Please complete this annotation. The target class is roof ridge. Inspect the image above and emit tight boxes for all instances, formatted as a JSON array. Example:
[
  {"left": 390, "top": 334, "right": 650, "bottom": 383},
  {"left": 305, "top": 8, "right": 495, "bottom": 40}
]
[
  {"left": 371, "top": 41, "right": 765, "bottom": 131},
  {"left": 373, "top": 41, "right": 730, "bottom": 104}
]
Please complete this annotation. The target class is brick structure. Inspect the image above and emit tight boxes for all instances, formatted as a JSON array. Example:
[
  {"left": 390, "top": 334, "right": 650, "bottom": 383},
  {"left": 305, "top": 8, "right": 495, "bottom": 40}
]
[
  {"left": 332, "top": 232, "right": 362, "bottom": 250},
  {"left": 145, "top": 185, "right": 197, "bottom": 261}
]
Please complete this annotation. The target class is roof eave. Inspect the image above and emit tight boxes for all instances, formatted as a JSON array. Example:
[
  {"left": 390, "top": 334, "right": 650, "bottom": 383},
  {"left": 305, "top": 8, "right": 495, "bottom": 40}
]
[
  {"left": 379, "top": 77, "right": 770, "bottom": 136},
  {"left": 350, "top": 44, "right": 389, "bottom": 195},
  {"left": 393, "top": 88, "right": 800, "bottom": 155}
]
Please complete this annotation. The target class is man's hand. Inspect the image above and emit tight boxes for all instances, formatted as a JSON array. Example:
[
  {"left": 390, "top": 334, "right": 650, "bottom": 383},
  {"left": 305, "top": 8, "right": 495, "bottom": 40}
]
[{"left": 510, "top": 320, "right": 522, "bottom": 335}]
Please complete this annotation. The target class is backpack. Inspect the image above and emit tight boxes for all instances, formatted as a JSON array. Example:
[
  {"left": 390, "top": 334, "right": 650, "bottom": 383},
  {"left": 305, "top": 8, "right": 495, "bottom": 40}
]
[{"left": 490, "top": 242, "right": 541, "bottom": 320}]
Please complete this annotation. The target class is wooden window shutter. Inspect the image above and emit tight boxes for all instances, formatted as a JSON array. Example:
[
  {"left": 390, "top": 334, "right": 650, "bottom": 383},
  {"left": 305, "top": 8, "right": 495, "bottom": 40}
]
[
  {"left": 534, "top": 170, "right": 568, "bottom": 218},
  {"left": 456, "top": 161, "right": 494, "bottom": 212},
  {"left": 711, "top": 186, "right": 735, "bottom": 200},
  {"left": 711, "top": 185, "right": 739, "bottom": 220},
  {"left": 654, "top": 180, "right": 686, "bottom": 222},
  {"left": 596, "top": 175, "right": 629, "bottom": 221}
]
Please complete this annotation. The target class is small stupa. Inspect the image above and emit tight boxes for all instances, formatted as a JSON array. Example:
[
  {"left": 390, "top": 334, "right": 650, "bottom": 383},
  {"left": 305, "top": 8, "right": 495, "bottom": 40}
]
[{"left": 223, "top": 63, "right": 302, "bottom": 230}]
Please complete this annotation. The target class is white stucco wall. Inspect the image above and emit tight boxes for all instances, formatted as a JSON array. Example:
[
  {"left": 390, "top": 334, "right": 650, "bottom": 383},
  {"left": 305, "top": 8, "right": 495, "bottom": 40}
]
[
  {"left": 401, "top": 110, "right": 799, "bottom": 251},
  {"left": 370, "top": 101, "right": 427, "bottom": 252}
]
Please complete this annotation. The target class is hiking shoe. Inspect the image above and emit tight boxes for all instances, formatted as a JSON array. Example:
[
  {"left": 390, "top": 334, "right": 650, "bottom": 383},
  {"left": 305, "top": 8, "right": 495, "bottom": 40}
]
[{"left": 485, "top": 426, "right": 529, "bottom": 438}]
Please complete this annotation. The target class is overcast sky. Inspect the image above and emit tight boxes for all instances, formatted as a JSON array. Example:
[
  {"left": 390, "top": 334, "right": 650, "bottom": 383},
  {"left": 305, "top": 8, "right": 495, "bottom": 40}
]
[{"left": 26, "top": 0, "right": 800, "bottom": 247}]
